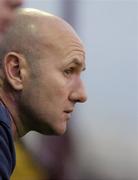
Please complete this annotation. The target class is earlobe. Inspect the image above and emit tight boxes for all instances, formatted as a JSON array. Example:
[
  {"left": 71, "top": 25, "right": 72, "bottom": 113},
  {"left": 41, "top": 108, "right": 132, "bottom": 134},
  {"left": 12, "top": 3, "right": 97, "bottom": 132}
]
[{"left": 4, "top": 52, "right": 23, "bottom": 91}]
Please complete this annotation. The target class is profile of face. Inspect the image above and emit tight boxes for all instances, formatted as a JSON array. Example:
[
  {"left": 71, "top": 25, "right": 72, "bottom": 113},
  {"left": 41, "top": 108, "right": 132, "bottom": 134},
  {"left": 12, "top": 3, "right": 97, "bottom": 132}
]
[
  {"left": 0, "top": 0, "right": 22, "bottom": 41},
  {"left": 3, "top": 11, "right": 87, "bottom": 136},
  {"left": 18, "top": 21, "right": 87, "bottom": 135}
]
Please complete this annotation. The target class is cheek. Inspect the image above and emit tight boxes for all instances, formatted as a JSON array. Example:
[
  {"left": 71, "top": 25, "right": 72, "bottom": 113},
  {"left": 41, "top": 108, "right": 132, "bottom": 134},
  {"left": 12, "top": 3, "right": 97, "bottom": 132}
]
[
  {"left": 24, "top": 71, "right": 69, "bottom": 108},
  {"left": 43, "top": 75, "right": 69, "bottom": 100},
  {"left": 46, "top": 84, "right": 68, "bottom": 104}
]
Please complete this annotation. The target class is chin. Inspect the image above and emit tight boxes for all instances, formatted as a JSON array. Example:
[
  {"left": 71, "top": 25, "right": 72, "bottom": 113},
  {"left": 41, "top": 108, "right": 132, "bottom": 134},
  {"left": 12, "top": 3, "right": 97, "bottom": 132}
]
[
  {"left": 55, "top": 128, "right": 66, "bottom": 136},
  {"left": 47, "top": 121, "right": 67, "bottom": 135},
  {"left": 35, "top": 125, "right": 67, "bottom": 136},
  {"left": 49, "top": 127, "right": 67, "bottom": 136}
]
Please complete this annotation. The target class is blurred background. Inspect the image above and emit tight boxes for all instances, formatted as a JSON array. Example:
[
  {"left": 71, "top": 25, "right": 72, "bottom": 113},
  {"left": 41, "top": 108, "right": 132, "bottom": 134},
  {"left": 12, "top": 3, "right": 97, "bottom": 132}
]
[{"left": 11, "top": 0, "right": 138, "bottom": 180}]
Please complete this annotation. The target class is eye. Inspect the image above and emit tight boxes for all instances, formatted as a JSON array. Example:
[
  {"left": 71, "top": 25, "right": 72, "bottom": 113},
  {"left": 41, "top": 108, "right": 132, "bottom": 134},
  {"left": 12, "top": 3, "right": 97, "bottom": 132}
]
[{"left": 64, "top": 67, "right": 75, "bottom": 76}]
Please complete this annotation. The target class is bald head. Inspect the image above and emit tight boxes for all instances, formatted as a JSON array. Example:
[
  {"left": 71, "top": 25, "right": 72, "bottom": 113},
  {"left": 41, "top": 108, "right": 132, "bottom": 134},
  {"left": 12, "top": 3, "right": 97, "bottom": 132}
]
[
  {"left": 0, "top": 8, "right": 86, "bottom": 136},
  {"left": 0, "top": 8, "right": 81, "bottom": 68}
]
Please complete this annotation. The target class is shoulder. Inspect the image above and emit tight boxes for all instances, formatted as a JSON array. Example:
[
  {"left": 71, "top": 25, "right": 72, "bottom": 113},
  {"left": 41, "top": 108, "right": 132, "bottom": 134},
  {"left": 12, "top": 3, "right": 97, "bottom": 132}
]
[{"left": 0, "top": 120, "right": 16, "bottom": 179}]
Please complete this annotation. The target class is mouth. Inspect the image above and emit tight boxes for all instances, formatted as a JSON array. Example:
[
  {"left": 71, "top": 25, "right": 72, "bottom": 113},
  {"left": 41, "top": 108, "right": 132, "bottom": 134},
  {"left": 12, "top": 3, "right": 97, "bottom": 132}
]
[
  {"left": 64, "top": 109, "right": 73, "bottom": 113},
  {"left": 63, "top": 109, "right": 73, "bottom": 120}
]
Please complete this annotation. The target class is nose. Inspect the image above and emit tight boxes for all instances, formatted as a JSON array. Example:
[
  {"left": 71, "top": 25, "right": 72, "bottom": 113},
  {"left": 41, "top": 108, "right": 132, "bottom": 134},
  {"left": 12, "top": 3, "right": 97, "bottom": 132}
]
[{"left": 69, "top": 80, "right": 87, "bottom": 103}]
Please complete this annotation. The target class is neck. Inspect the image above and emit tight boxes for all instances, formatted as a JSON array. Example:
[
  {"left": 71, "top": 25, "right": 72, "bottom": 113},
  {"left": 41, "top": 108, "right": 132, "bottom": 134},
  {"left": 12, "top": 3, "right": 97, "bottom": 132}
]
[{"left": 0, "top": 88, "right": 26, "bottom": 139}]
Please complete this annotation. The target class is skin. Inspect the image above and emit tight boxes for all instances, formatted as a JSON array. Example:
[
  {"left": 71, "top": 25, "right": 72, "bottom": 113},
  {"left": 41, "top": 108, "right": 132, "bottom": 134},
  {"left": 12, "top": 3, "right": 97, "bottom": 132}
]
[
  {"left": 0, "top": 9, "right": 87, "bottom": 138},
  {"left": 0, "top": 0, "right": 22, "bottom": 42}
]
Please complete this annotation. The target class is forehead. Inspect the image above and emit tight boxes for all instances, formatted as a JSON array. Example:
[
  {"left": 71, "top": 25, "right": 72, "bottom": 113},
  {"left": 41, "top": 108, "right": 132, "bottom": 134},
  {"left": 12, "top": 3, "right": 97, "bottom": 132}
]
[
  {"left": 45, "top": 35, "right": 85, "bottom": 69},
  {"left": 62, "top": 38, "right": 86, "bottom": 67},
  {"left": 37, "top": 17, "right": 85, "bottom": 65},
  {"left": 42, "top": 27, "right": 85, "bottom": 54}
]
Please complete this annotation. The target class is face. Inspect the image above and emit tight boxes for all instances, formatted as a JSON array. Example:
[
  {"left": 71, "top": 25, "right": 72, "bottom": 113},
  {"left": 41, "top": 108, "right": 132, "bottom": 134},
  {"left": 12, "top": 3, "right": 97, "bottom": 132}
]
[
  {"left": 0, "top": 0, "right": 22, "bottom": 42},
  {"left": 19, "top": 26, "right": 87, "bottom": 135}
]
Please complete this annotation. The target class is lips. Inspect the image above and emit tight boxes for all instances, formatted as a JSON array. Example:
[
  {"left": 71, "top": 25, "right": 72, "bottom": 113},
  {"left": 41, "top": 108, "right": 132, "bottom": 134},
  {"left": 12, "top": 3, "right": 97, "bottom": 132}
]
[
  {"left": 64, "top": 109, "right": 73, "bottom": 120},
  {"left": 64, "top": 109, "right": 73, "bottom": 113}
]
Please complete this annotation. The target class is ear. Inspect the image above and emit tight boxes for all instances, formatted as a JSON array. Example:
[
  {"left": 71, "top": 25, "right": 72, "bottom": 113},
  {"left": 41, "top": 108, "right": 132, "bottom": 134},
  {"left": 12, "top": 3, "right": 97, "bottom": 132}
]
[{"left": 3, "top": 52, "right": 27, "bottom": 91}]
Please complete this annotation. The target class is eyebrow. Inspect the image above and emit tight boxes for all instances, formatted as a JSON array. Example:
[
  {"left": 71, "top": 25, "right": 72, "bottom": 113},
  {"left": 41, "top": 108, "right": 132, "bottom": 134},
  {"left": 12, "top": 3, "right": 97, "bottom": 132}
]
[{"left": 68, "top": 58, "right": 86, "bottom": 71}]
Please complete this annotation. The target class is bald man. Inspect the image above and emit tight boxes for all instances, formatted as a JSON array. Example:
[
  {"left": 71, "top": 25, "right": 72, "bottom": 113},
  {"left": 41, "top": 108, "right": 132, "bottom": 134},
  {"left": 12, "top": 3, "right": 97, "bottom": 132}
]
[
  {"left": 0, "top": 8, "right": 87, "bottom": 178},
  {"left": 0, "top": 0, "right": 23, "bottom": 42}
]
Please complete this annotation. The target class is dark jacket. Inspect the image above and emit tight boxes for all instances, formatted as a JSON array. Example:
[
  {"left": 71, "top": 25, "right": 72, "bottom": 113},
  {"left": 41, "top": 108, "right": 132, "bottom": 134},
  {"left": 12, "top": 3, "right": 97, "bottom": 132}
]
[{"left": 0, "top": 101, "right": 15, "bottom": 180}]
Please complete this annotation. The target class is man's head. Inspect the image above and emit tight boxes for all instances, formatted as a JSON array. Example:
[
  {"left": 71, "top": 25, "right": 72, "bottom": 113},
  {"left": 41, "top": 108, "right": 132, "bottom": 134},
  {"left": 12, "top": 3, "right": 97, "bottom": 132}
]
[
  {"left": 0, "top": 0, "right": 23, "bottom": 42},
  {"left": 0, "top": 8, "right": 87, "bottom": 136}
]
